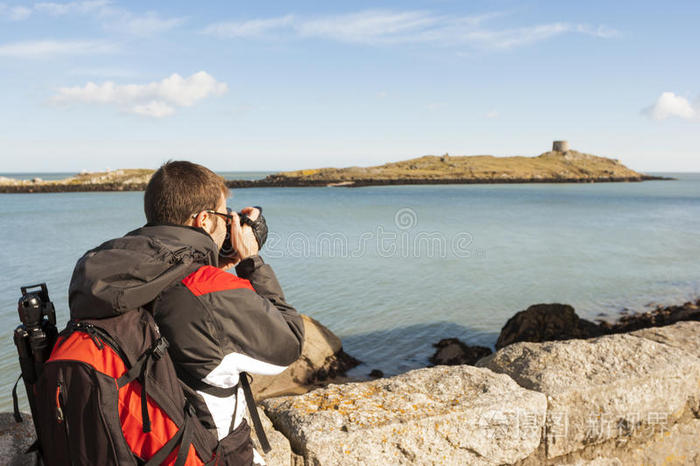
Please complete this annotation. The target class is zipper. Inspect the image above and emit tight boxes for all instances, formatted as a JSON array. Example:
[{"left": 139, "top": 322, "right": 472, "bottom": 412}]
[
  {"left": 69, "top": 321, "right": 131, "bottom": 366},
  {"left": 55, "top": 383, "right": 64, "bottom": 423},
  {"left": 57, "top": 376, "right": 76, "bottom": 466}
]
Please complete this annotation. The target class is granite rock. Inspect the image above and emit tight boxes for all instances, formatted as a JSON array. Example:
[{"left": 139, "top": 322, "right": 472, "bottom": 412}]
[
  {"left": 251, "top": 314, "right": 360, "bottom": 400},
  {"left": 630, "top": 320, "right": 700, "bottom": 358},
  {"left": 477, "top": 333, "right": 700, "bottom": 459},
  {"left": 0, "top": 413, "right": 37, "bottom": 466},
  {"left": 262, "top": 365, "right": 547, "bottom": 465}
]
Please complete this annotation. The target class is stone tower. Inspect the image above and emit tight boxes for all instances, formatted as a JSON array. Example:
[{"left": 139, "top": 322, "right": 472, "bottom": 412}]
[{"left": 552, "top": 140, "right": 570, "bottom": 152}]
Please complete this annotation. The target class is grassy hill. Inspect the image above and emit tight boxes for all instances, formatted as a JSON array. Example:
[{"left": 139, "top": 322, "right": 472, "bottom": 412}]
[
  {"left": 0, "top": 148, "right": 664, "bottom": 193},
  {"left": 267, "top": 149, "right": 650, "bottom": 185}
]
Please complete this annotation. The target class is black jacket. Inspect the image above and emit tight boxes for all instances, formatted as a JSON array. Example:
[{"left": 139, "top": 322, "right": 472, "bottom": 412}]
[{"left": 69, "top": 224, "right": 304, "bottom": 439}]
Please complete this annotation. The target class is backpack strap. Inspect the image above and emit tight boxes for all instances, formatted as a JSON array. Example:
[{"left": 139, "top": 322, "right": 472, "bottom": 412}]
[
  {"left": 175, "top": 369, "right": 237, "bottom": 398},
  {"left": 117, "top": 336, "right": 170, "bottom": 433},
  {"left": 239, "top": 372, "right": 271, "bottom": 453},
  {"left": 144, "top": 403, "right": 196, "bottom": 466}
]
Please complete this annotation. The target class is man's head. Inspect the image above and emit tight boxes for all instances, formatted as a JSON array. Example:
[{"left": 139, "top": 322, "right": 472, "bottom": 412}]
[{"left": 144, "top": 161, "right": 229, "bottom": 248}]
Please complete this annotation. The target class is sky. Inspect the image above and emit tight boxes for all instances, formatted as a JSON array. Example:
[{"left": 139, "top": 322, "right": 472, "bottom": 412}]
[{"left": 0, "top": 0, "right": 699, "bottom": 173}]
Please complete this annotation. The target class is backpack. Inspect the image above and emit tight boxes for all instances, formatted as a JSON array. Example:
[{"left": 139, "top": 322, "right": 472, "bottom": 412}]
[{"left": 18, "top": 307, "right": 264, "bottom": 465}]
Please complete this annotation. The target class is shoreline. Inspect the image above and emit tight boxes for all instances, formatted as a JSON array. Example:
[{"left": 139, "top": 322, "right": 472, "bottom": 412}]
[{"left": 0, "top": 174, "right": 672, "bottom": 193}]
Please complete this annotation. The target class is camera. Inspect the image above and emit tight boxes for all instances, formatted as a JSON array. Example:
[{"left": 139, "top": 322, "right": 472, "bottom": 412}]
[{"left": 219, "top": 206, "right": 268, "bottom": 259}]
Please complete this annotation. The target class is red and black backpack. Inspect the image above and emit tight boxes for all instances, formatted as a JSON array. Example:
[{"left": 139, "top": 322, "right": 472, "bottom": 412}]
[{"left": 22, "top": 308, "right": 259, "bottom": 465}]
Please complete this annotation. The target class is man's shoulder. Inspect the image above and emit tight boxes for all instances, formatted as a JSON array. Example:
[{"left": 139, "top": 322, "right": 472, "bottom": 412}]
[{"left": 180, "top": 265, "right": 254, "bottom": 297}]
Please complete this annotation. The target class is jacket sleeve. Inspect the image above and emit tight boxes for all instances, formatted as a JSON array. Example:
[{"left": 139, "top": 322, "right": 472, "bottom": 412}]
[
  {"left": 156, "top": 257, "right": 304, "bottom": 389},
  {"left": 235, "top": 254, "right": 303, "bottom": 341}
]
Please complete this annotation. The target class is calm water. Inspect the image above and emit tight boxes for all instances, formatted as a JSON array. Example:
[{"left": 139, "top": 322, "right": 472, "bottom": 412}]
[{"left": 2, "top": 173, "right": 699, "bottom": 411}]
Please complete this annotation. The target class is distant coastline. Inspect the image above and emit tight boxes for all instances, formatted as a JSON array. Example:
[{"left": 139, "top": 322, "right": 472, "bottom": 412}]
[
  {"left": 0, "top": 143, "right": 674, "bottom": 193},
  {"left": 0, "top": 174, "right": 671, "bottom": 193}
]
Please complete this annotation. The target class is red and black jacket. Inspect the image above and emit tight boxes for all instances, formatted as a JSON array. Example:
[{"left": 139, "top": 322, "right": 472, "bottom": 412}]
[{"left": 68, "top": 224, "right": 304, "bottom": 447}]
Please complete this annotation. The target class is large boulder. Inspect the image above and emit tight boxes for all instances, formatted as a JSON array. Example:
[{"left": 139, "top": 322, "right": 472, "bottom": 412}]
[
  {"left": 247, "top": 405, "right": 298, "bottom": 466},
  {"left": 0, "top": 413, "right": 36, "bottom": 466},
  {"left": 262, "top": 365, "right": 547, "bottom": 465},
  {"left": 477, "top": 332, "right": 700, "bottom": 459},
  {"left": 495, "top": 303, "right": 604, "bottom": 349},
  {"left": 251, "top": 314, "right": 360, "bottom": 400}
]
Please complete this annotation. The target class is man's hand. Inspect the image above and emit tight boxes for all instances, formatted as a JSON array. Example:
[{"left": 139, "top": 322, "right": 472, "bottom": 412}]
[{"left": 230, "top": 206, "right": 260, "bottom": 262}]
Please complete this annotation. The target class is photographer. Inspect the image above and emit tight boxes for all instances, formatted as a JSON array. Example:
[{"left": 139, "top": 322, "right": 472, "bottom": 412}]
[{"left": 68, "top": 161, "right": 304, "bottom": 465}]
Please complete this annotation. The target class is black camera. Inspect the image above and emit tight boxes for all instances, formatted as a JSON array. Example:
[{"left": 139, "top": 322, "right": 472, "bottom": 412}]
[{"left": 219, "top": 206, "right": 268, "bottom": 259}]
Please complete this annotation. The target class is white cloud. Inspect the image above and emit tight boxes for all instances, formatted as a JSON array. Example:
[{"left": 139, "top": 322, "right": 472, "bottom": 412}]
[
  {"left": 12, "top": 1, "right": 184, "bottom": 36},
  {"left": 201, "top": 15, "right": 294, "bottom": 38},
  {"left": 202, "top": 10, "right": 618, "bottom": 50},
  {"left": 296, "top": 10, "right": 439, "bottom": 44},
  {"left": 644, "top": 92, "right": 696, "bottom": 121},
  {"left": 0, "top": 3, "right": 32, "bottom": 20},
  {"left": 0, "top": 39, "right": 117, "bottom": 57},
  {"left": 123, "top": 13, "right": 185, "bottom": 36},
  {"left": 486, "top": 110, "right": 499, "bottom": 119},
  {"left": 34, "top": 0, "right": 110, "bottom": 16},
  {"left": 131, "top": 100, "right": 175, "bottom": 118},
  {"left": 51, "top": 71, "right": 228, "bottom": 117}
]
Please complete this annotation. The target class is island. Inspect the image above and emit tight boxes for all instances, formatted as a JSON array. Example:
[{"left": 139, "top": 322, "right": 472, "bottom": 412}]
[{"left": 0, "top": 141, "right": 668, "bottom": 193}]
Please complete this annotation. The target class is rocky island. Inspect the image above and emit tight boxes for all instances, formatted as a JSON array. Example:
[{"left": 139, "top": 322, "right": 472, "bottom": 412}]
[
  {"left": 261, "top": 141, "right": 665, "bottom": 187},
  {"left": 0, "top": 141, "right": 668, "bottom": 193}
]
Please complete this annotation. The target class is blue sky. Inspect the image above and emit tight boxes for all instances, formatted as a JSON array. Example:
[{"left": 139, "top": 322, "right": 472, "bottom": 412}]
[{"left": 0, "top": 0, "right": 698, "bottom": 172}]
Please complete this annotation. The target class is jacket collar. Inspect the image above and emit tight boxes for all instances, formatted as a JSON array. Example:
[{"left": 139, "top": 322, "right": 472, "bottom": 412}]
[{"left": 127, "top": 223, "right": 220, "bottom": 267}]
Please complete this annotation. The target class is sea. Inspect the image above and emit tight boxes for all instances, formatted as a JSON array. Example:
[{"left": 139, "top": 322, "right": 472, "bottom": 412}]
[{"left": 1, "top": 172, "right": 700, "bottom": 412}]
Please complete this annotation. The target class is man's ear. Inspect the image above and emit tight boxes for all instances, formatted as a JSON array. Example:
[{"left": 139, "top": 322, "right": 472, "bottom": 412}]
[{"left": 192, "top": 211, "right": 210, "bottom": 232}]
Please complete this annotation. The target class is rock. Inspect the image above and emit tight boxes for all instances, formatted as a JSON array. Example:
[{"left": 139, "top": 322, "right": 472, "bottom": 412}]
[
  {"left": 0, "top": 413, "right": 37, "bottom": 466},
  {"left": 368, "top": 369, "right": 383, "bottom": 378},
  {"left": 247, "top": 405, "right": 297, "bottom": 466},
  {"left": 521, "top": 417, "right": 700, "bottom": 465},
  {"left": 251, "top": 314, "right": 360, "bottom": 399},
  {"left": 496, "top": 303, "right": 605, "bottom": 349},
  {"left": 262, "top": 365, "right": 547, "bottom": 465},
  {"left": 630, "top": 320, "right": 700, "bottom": 359},
  {"left": 600, "top": 299, "right": 700, "bottom": 334},
  {"left": 429, "top": 338, "right": 492, "bottom": 366},
  {"left": 477, "top": 333, "right": 700, "bottom": 459}
]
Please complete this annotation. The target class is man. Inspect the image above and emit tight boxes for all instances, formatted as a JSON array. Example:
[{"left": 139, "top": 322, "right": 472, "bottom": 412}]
[{"left": 69, "top": 160, "right": 304, "bottom": 464}]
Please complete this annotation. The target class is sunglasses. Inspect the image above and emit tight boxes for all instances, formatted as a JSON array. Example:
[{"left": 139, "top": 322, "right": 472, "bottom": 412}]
[{"left": 193, "top": 206, "right": 262, "bottom": 227}]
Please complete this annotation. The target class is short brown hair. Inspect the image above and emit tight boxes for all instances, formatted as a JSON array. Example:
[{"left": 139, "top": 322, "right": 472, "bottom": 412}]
[{"left": 144, "top": 161, "right": 228, "bottom": 225}]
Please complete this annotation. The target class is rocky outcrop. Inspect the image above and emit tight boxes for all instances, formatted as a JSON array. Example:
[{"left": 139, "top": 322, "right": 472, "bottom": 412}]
[
  {"left": 262, "top": 365, "right": 547, "bottom": 465},
  {"left": 494, "top": 300, "right": 700, "bottom": 350},
  {"left": 477, "top": 328, "right": 700, "bottom": 459},
  {"left": 247, "top": 406, "right": 297, "bottom": 466},
  {"left": 495, "top": 303, "right": 605, "bottom": 349},
  {"left": 629, "top": 320, "right": 700, "bottom": 357},
  {"left": 270, "top": 147, "right": 666, "bottom": 186},
  {"left": 251, "top": 314, "right": 360, "bottom": 400},
  {"left": 429, "top": 338, "right": 492, "bottom": 366},
  {"left": 600, "top": 299, "right": 700, "bottom": 334}
]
